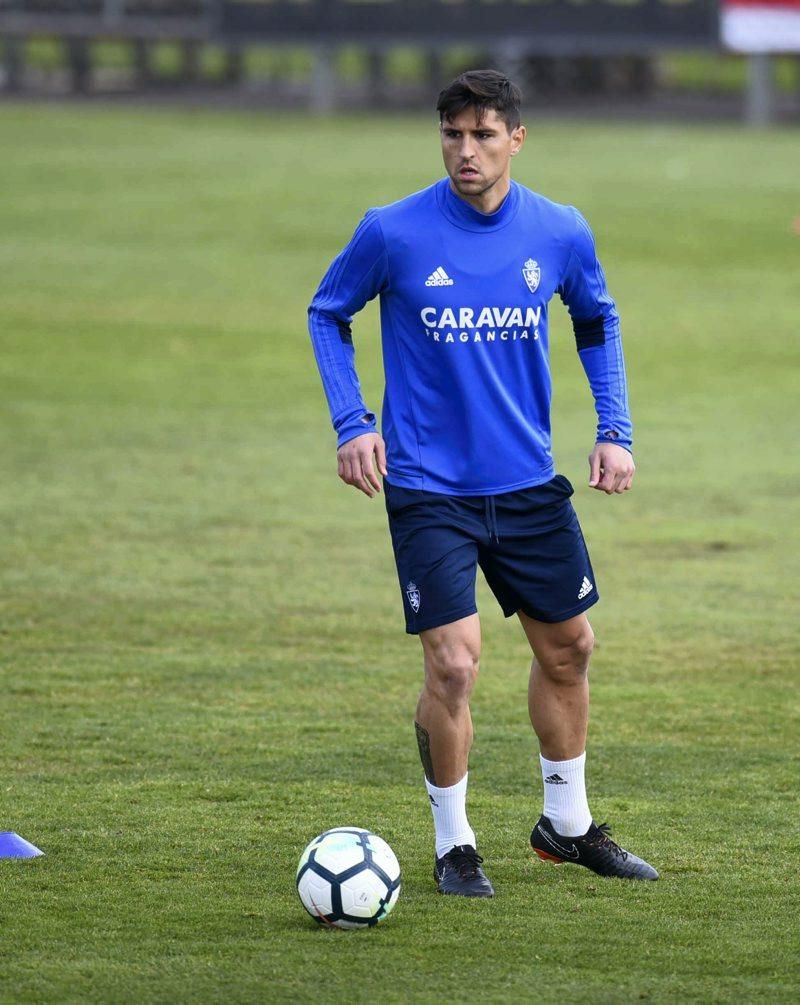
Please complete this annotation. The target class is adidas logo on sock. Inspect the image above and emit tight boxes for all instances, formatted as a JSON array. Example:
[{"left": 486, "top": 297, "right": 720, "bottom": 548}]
[
  {"left": 578, "top": 576, "right": 593, "bottom": 600},
  {"left": 544, "top": 773, "right": 568, "bottom": 785},
  {"left": 425, "top": 267, "right": 454, "bottom": 287}
]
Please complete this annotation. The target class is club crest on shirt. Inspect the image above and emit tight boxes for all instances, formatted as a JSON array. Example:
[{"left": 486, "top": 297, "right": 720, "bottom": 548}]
[
  {"left": 406, "top": 581, "right": 420, "bottom": 614},
  {"left": 522, "top": 258, "right": 541, "bottom": 293}
]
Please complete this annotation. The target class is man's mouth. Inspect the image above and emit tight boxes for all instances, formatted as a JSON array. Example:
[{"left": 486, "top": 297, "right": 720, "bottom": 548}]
[{"left": 458, "top": 165, "right": 479, "bottom": 179}]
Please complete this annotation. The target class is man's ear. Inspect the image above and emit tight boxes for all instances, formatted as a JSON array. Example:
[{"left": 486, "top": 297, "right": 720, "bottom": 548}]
[{"left": 511, "top": 125, "right": 527, "bottom": 156}]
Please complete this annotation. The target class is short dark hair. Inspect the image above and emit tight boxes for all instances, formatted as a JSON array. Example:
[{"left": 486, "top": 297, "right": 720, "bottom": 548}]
[{"left": 437, "top": 69, "right": 522, "bottom": 132}]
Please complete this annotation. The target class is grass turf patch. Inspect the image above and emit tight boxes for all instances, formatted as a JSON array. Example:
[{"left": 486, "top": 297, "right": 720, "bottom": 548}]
[{"left": 1, "top": 106, "right": 799, "bottom": 1003}]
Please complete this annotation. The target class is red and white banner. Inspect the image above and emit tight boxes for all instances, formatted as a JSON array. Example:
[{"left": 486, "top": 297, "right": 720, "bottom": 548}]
[{"left": 721, "top": 0, "right": 800, "bottom": 52}]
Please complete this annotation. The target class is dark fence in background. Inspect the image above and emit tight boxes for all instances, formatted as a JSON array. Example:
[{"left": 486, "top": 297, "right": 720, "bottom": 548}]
[
  {"left": 0, "top": 0, "right": 211, "bottom": 37},
  {"left": 0, "top": 0, "right": 718, "bottom": 45},
  {"left": 0, "top": 0, "right": 790, "bottom": 123},
  {"left": 221, "top": 0, "right": 718, "bottom": 50}
]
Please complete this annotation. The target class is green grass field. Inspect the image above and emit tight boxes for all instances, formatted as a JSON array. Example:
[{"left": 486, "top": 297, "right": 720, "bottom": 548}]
[{"left": 1, "top": 106, "right": 798, "bottom": 1003}]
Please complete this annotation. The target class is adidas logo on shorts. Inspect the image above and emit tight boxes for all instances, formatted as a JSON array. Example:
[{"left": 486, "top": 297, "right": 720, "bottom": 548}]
[{"left": 578, "top": 576, "right": 594, "bottom": 600}]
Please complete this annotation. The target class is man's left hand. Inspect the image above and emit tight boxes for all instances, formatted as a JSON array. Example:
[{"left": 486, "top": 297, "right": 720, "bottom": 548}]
[{"left": 588, "top": 442, "right": 635, "bottom": 495}]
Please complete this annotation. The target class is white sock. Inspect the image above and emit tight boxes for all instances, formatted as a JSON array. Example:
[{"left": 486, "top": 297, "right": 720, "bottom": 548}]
[
  {"left": 540, "top": 752, "right": 593, "bottom": 837},
  {"left": 425, "top": 773, "right": 477, "bottom": 859}
]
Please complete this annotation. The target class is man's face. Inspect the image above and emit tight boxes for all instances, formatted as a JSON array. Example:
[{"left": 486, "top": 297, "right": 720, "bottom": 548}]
[{"left": 440, "top": 107, "right": 526, "bottom": 208}]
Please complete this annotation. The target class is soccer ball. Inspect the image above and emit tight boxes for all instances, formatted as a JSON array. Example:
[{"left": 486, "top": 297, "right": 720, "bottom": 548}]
[{"left": 296, "top": 827, "right": 401, "bottom": 929}]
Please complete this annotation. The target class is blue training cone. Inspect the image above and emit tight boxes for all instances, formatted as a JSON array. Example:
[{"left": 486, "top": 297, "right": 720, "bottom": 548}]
[{"left": 0, "top": 832, "right": 44, "bottom": 858}]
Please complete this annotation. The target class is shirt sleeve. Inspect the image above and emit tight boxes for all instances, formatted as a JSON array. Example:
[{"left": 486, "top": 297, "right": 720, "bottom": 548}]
[
  {"left": 307, "top": 209, "right": 389, "bottom": 448},
  {"left": 558, "top": 207, "right": 633, "bottom": 452}
]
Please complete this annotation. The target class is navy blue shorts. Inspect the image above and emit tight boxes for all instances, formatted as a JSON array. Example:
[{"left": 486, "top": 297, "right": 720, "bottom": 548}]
[{"left": 384, "top": 475, "right": 599, "bottom": 634}]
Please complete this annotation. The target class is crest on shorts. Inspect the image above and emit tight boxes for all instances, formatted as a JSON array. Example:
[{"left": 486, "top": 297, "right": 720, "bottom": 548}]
[
  {"left": 406, "top": 581, "right": 421, "bottom": 614},
  {"left": 522, "top": 258, "right": 541, "bottom": 293}
]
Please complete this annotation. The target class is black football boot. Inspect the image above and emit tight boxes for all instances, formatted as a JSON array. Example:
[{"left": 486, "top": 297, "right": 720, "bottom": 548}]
[
  {"left": 530, "top": 815, "right": 659, "bottom": 880},
  {"left": 434, "top": 845, "right": 495, "bottom": 897}
]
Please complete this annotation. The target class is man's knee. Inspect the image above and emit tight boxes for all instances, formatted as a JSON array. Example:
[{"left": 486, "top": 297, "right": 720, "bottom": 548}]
[
  {"left": 537, "top": 623, "right": 594, "bottom": 682},
  {"left": 422, "top": 634, "right": 480, "bottom": 707}
]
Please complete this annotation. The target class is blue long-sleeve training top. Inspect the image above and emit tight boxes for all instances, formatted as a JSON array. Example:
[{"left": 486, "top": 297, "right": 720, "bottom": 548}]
[{"left": 308, "top": 178, "right": 631, "bottom": 496}]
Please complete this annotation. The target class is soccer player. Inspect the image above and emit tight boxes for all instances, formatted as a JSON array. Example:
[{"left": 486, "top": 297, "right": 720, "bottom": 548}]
[{"left": 308, "top": 70, "right": 658, "bottom": 896}]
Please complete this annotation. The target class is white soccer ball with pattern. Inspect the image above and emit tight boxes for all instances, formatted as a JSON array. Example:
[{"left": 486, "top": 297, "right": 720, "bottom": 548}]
[{"left": 296, "top": 827, "right": 401, "bottom": 929}]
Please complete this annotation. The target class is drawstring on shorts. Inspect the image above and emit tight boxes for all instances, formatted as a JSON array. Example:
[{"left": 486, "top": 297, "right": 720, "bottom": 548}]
[{"left": 484, "top": 495, "right": 499, "bottom": 544}]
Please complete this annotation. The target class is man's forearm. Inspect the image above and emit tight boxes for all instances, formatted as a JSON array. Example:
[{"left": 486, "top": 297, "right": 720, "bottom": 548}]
[
  {"left": 577, "top": 332, "right": 633, "bottom": 451},
  {"left": 308, "top": 305, "right": 377, "bottom": 446}
]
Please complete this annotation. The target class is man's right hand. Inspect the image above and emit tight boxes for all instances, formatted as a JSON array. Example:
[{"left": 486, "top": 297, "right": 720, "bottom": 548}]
[{"left": 337, "top": 433, "right": 387, "bottom": 498}]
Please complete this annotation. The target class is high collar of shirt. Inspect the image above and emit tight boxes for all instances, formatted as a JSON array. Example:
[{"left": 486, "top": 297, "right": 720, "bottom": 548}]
[{"left": 438, "top": 178, "right": 520, "bottom": 232}]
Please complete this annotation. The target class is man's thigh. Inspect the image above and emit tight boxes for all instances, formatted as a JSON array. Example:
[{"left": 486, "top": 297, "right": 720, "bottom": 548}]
[
  {"left": 419, "top": 613, "right": 482, "bottom": 672},
  {"left": 518, "top": 610, "right": 594, "bottom": 665}
]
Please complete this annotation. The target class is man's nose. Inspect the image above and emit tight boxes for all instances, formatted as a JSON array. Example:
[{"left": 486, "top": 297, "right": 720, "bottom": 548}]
[{"left": 459, "top": 136, "right": 476, "bottom": 158}]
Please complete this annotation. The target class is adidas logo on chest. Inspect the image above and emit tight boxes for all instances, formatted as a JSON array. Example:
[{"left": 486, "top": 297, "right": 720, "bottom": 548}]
[{"left": 425, "top": 267, "right": 454, "bottom": 287}]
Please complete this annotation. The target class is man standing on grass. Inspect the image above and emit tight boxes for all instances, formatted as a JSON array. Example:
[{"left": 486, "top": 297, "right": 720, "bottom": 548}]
[{"left": 308, "top": 70, "right": 658, "bottom": 896}]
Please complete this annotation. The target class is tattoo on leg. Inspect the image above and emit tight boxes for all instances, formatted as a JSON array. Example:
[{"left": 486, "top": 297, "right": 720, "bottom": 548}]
[{"left": 415, "top": 721, "right": 436, "bottom": 785}]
